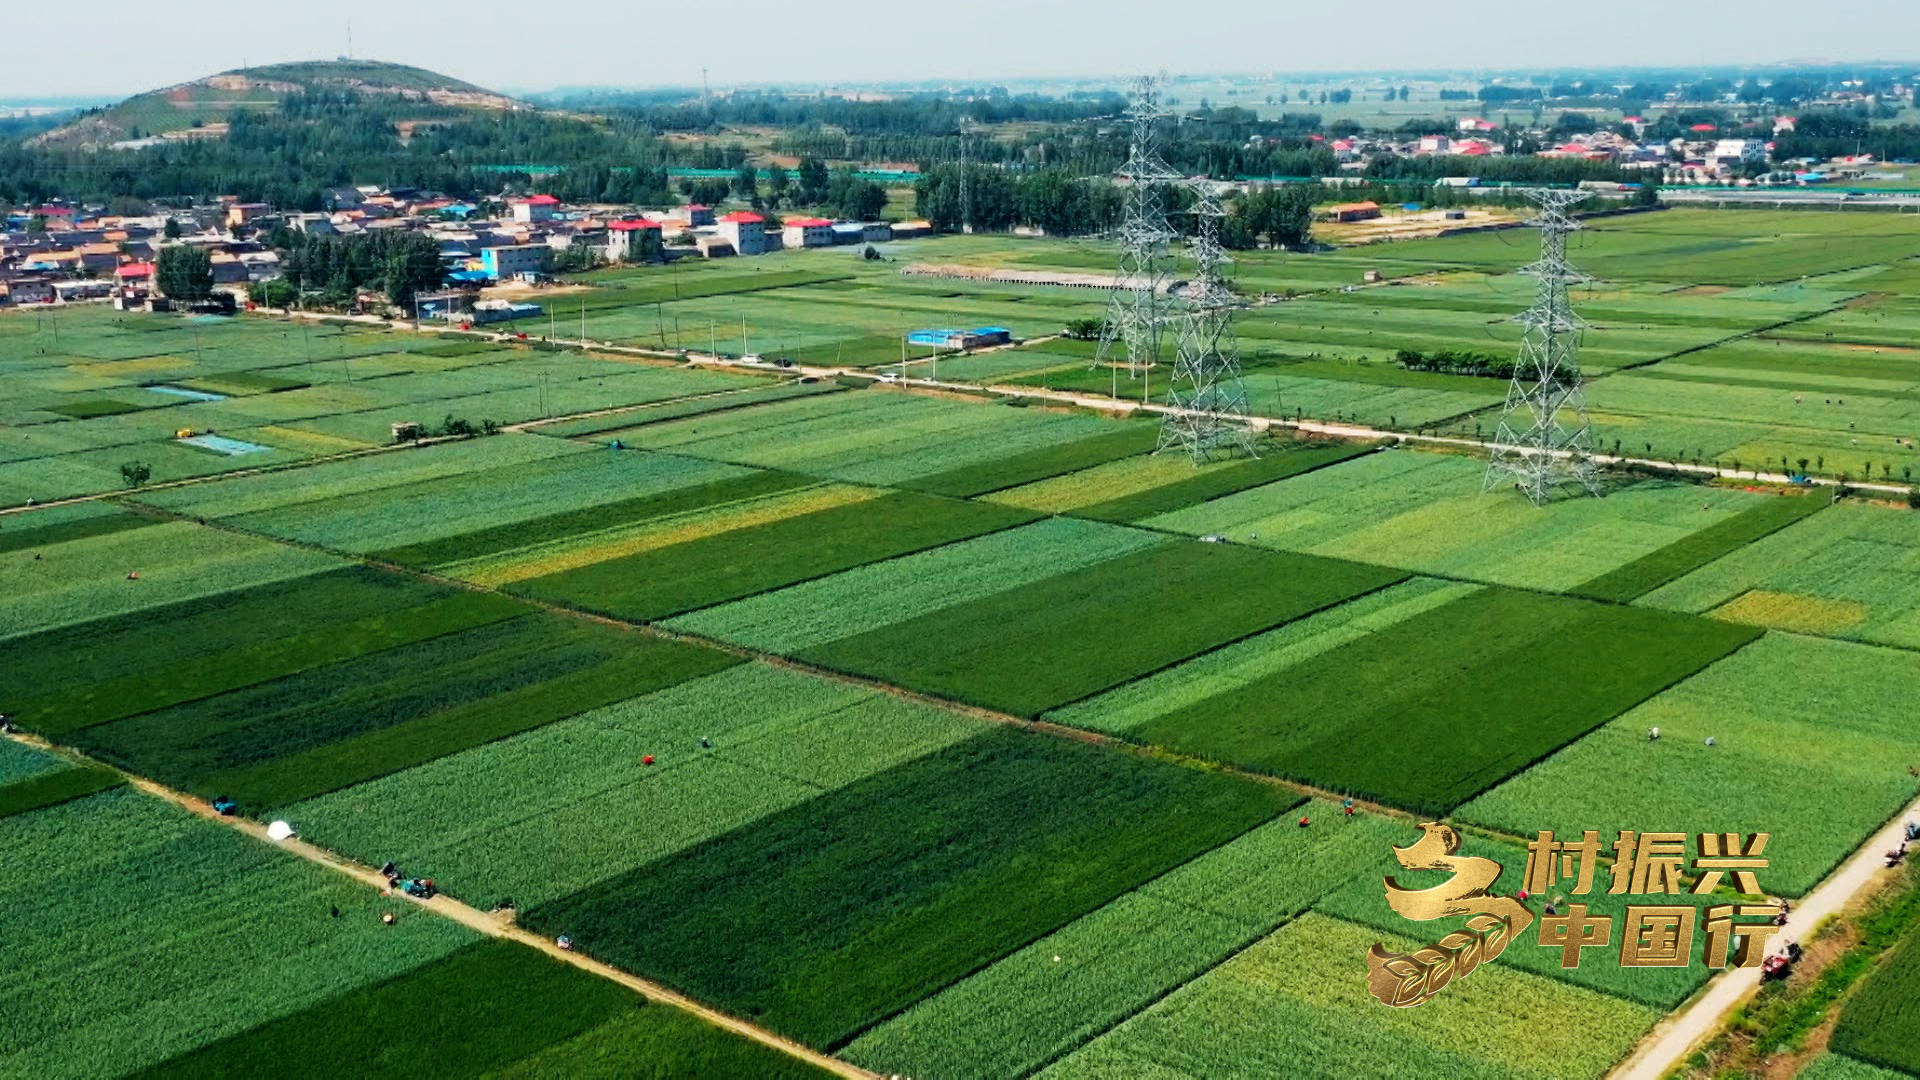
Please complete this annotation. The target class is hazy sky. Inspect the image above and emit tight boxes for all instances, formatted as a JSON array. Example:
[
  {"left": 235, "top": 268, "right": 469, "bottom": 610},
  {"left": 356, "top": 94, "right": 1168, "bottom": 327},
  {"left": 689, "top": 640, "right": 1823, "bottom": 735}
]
[{"left": 8, "top": 0, "right": 1918, "bottom": 99}]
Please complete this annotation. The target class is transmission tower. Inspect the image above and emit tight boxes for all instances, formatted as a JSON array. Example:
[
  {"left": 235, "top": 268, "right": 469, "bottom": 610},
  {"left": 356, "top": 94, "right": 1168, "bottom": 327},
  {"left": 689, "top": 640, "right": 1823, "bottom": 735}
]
[
  {"left": 1484, "top": 188, "right": 1602, "bottom": 505},
  {"left": 1095, "top": 75, "right": 1181, "bottom": 378},
  {"left": 1160, "top": 184, "right": 1256, "bottom": 461}
]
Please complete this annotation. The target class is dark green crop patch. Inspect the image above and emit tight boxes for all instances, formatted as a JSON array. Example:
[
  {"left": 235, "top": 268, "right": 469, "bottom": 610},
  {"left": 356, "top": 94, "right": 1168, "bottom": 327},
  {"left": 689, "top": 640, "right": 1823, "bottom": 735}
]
[
  {"left": 1134, "top": 586, "right": 1761, "bottom": 815},
  {"left": 515, "top": 490, "right": 1038, "bottom": 622},
  {"left": 800, "top": 540, "right": 1405, "bottom": 717},
  {"left": 524, "top": 727, "right": 1293, "bottom": 1049}
]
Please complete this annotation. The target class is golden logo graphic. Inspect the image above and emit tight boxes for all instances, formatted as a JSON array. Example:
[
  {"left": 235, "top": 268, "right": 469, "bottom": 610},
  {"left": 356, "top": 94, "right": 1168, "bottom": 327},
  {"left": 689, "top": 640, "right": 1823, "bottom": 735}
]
[
  {"left": 1366, "top": 825, "right": 1789, "bottom": 1007},
  {"left": 1364, "top": 822, "right": 1534, "bottom": 1008}
]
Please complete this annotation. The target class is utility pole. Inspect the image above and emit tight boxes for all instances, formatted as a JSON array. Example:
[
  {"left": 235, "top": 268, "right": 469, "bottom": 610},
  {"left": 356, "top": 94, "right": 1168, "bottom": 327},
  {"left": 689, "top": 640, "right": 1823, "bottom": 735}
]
[{"left": 741, "top": 315, "right": 748, "bottom": 358}]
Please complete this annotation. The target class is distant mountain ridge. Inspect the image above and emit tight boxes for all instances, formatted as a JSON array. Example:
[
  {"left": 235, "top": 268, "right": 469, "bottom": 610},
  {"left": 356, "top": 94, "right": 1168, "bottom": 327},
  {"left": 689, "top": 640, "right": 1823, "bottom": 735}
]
[{"left": 30, "top": 60, "right": 524, "bottom": 149}]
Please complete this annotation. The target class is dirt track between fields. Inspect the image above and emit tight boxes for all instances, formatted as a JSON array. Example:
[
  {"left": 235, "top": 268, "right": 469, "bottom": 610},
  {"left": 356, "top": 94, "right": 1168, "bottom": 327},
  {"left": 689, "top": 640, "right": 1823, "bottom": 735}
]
[
  {"left": 0, "top": 732, "right": 876, "bottom": 1080},
  {"left": 1607, "top": 790, "right": 1920, "bottom": 1080}
]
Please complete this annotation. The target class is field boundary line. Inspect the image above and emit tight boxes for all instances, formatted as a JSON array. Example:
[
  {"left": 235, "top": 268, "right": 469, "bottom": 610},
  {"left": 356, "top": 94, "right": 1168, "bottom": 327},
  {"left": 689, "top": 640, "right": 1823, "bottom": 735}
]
[
  {"left": 1607, "top": 788, "right": 1920, "bottom": 1080},
  {"left": 0, "top": 730, "right": 876, "bottom": 1080}
]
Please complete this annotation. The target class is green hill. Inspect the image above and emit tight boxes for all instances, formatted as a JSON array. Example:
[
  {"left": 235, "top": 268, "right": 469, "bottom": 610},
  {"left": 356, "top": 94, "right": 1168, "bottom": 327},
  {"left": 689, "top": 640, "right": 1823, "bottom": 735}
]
[{"left": 33, "top": 60, "right": 522, "bottom": 149}]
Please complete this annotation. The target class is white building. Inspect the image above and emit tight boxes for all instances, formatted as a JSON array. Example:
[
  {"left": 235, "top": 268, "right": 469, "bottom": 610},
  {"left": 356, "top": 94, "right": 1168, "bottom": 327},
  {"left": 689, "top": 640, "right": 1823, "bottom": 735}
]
[
  {"left": 781, "top": 217, "right": 835, "bottom": 248},
  {"left": 716, "top": 211, "right": 769, "bottom": 255}
]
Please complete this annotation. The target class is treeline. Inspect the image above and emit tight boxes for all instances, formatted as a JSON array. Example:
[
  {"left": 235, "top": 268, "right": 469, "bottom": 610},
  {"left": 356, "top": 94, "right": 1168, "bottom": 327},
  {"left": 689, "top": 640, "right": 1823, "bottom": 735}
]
[
  {"left": 1774, "top": 111, "right": 1920, "bottom": 163},
  {"left": 1363, "top": 154, "right": 1634, "bottom": 184},
  {"left": 913, "top": 166, "right": 1316, "bottom": 249},
  {"left": 914, "top": 164, "right": 1122, "bottom": 236},
  {"left": 592, "top": 91, "right": 1126, "bottom": 135},
  {"left": 0, "top": 92, "right": 675, "bottom": 209},
  {"left": 1394, "top": 348, "right": 1515, "bottom": 379}
]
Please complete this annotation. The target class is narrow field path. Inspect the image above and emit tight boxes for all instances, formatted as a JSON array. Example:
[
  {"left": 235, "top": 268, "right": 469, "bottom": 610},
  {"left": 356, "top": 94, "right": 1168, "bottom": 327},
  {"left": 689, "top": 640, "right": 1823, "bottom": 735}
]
[
  {"left": 0, "top": 730, "right": 876, "bottom": 1080},
  {"left": 1607, "top": 790, "right": 1920, "bottom": 1080}
]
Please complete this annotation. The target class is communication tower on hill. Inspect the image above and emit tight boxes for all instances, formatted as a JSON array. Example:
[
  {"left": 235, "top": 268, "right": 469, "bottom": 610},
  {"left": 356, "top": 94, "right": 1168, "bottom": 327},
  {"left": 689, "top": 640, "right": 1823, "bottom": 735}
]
[
  {"left": 1160, "top": 184, "right": 1257, "bottom": 461},
  {"left": 1484, "top": 188, "right": 1602, "bottom": 505},
  {"left": 1095, "top": 74, "right": 1181, "bottom": 378}
]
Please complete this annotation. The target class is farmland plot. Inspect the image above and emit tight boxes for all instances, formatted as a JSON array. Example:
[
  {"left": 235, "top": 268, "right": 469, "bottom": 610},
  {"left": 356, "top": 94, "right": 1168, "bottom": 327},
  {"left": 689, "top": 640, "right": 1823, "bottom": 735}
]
[
  {"left": 67, "top": 616, "right": 737, "bottom": 809},
  {"left": 521, "top": 727, "right": 1294, "bottom": 1048},
  {"left": 0, "top": 520, "right": 339, "bottom": 641},
  {"left": 515, "top": 489, "right": 1037, "bottom": 622},
  {"left": 1039, "top": 914, "right": 1655, "bottom": 1080},
  {"left": 799, "top": 539, "right": 1406, "bottom": 717},
  {"left": 290, "top": 663, "right": 982, "bottom": 907},
  {"left": 132, "top": 433, "right": 585, "bottom": 519},
  {"left": 2, "top": 567, "right": 526, "bottom": 734},
  {"left": 667, "top": 516, "right": 1163, "bottom": 654},
  {"left": 1131, "top": 586, "right": 1760, "bottom": 814},
  {"left": 1796, "top": 1055, "right": 1912, "bottom": 1080},
  {"left": 227, "top": 446, "right": 755, "bottom": 554},
  {"left": 846, "top": 804, "right": 1403, "bottom": 1080},
  {"left": 136, "top": 939, "right": 828, "bottom": 1079},
  {"left": 1458, "top": 633, "right": 1920, "bottom": 898},
  {"left": 0, "top": 788, "right": 475, "bottom": 1080},
  {"left": 1050, "top": 578, "right": 1479, "bottom": 734},
  {"left": 1640, "top": 502, "right": 1920, "bottom": 649},
  {"left": 1833, "top": 920, "right": 1920, "bottom": 1075},
  {"left": 1149, "top": 449, "right": 1787, "bottom": 592}
]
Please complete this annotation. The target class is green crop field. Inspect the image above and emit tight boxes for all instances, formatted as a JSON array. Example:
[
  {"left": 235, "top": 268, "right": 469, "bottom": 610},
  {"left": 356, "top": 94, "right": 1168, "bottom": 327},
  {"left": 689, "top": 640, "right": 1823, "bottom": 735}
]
[
  {"left": 1796, "top": 1054, "right": 1913, "bottom": 1080},
  {"left": 12, "top": 207, "right": 1920, "bottom": 1078},
  {"left": 1460, "top": 633, "right": 1920, "bottom": 897},
  {"left": 64, "top": 614, "right": 737, "bottom": 810},
  {"left": 846, "top": 804, "right": 1402, "bottom": 1079},
  {"left": 799, "top": 539, "right": 1405, "bottom": 716},
  {"left": 515, "top": 488, "right": 1037, "bottom": 621},
  {"left": 522, "top": 727, "right": 1295, "bottom": 1048},
  {"left": 0, "top": 788, "right": 477, "bottom": 1079},
  {"left": 1040, "top": 914, "right": 1657, "bottom": 1080},
  {"left": 290, "top": 663, "right": 984, "bottom": 907},
  {"left": 1127, "top": 585, "right": 1759, "bottom": 813},
  {"left": 1832, "top": 922, "right": 1920, "bottom": 1075},
  {"left": 138, "top": 940, "right": 828, "bottom": 1080},
  {"left": 0, "top": 304, "right": 771, "bottom": 506},
  {"left": 1147, "top": 450, "right": 1804, "bottom": 592},
  {"left": 668, "top": 516, "right": 1164, "bottom": 655},
  {"left": 1639, "top": 501, "right": 1920, "bottom": 649}
]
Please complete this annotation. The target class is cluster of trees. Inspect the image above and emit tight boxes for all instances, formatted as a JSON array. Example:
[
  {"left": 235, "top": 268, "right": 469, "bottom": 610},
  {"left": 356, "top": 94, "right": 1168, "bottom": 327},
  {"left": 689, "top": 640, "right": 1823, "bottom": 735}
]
[
  {"left": 581, "top": 90, "right": 1125, "bottom": 136},
  {"left": 1775, "top": 111, "right": 1920, "bottom": 163},
  {"left": 270, "top": 229, "right": 444, "bottom": 306},
  {"left": 1363, "top": 153, "right": 1634, "bottom": 185},
  {"left": 1393, "top": 347, "right": 1516, "bottom": 380},
  {"left": 154, "top": 245, "right": 213, "bottom": 301},
  {"left": 1222, "top": 185, "right": 1317, "bottom": 249},
  {"left": 0, "top": 91, "right": 680, "bottom": 210},
  {"left": 721, "top": 156, "right": 886, "bottom": 218},
  {"left": 914, "top": 164, "right": 1121, "bottom": 236}
]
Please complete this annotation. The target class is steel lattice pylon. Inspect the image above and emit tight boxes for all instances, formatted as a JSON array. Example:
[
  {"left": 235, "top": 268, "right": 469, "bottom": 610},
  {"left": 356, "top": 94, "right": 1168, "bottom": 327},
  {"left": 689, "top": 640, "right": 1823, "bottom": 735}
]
[
  {"left": 1095, "top": 75, "right": 1181, "bottom": 378},
  {"left": 1484, "top": 188, "right": 1602, "bottom": 505},
  {"left": 1160, "top": 185, "right": 1257, "bottom": 461}
]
